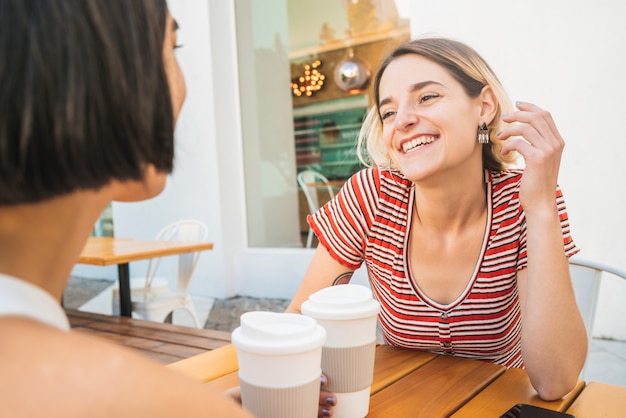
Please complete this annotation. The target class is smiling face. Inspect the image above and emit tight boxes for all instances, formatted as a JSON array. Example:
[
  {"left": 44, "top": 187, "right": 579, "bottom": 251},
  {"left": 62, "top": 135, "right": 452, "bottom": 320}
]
[{"left": 378, "top": 54, "right": 488, "bottom": 183}]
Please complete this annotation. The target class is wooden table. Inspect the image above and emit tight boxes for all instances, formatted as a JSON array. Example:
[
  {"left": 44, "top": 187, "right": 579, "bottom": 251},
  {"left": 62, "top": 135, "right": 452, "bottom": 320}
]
[
  {"left": 67, "top": 309, "right": 230, "bottom": 364},
  {"left": 77, "top": 237, "right": 213, "bottom": 317},
  {"left": 168, "top": 344, "right": 626, "bottom": 417}
]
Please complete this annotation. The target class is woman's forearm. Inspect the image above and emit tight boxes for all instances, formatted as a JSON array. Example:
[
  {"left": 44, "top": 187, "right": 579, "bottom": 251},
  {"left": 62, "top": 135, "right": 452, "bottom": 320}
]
[{"left": 520, "top": 208, "right": 587, "bottom": 400}]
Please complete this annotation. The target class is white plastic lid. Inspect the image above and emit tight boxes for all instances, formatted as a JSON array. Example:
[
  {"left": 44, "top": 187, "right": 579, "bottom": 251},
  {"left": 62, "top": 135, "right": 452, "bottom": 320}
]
[
  {"left": 231, "top": 311, "right": 326, "bottom": 355},
  {"left": 301, "top": 284, "right": 380, "bottom": 320}
]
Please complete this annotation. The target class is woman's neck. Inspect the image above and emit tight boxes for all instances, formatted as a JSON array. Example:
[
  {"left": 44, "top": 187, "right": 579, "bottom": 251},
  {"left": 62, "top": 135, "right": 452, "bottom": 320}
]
[
  {"left": 0, "top": 192, "right": 110, "bottom": 301},
  {"left": 412, "top": 168, "right": 488, "bottom": 234}
]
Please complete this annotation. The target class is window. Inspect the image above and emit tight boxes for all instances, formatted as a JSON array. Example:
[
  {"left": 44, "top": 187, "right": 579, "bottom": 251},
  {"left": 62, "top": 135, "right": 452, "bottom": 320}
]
[{"left": 235, "top": 0, "right": 409, "bottom": 248}]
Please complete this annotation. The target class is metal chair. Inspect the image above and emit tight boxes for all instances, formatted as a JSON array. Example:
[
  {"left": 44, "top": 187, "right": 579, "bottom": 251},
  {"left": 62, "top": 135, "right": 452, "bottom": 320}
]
[
  {"left": 569, "top": 256, "right": 626, "bottom": 377},
  {"left": 111, "top": 219, "right": 209, "bottom": 328},
  {"left": 297, "top": 170, "right": 335, "bottom": 248}
]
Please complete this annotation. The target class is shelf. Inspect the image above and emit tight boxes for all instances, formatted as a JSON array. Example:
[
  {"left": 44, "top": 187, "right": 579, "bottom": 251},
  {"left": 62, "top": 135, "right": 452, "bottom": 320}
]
[
  {"left": 320, "top": 143, "right": 356, "bottom": 150},
  {"left": 293, "top": 95, "right": 369, "bottom": 118},
  {"left": 289, "top": 26, "right": 410, "bottom": 60},
  {"left": 320, "top": 160, "right": 359, "bottom": 167},
  {"left": 294, "top": 128, "right": 319, "bottom": 136},
  {"left": 293, "top": 97, "right": 367, "bottom": 181},
  {"left": 319, "top": 122, "right": 362, "bottom": 133}
]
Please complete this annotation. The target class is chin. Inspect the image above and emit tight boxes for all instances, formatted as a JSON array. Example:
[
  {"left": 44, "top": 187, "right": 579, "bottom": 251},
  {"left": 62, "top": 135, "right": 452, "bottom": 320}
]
[{"left": 400, "top": 166, "right": 431, "bottom": 182}]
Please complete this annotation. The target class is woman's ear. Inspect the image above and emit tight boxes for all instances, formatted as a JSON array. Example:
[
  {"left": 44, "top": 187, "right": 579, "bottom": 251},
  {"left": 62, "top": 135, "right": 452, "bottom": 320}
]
[{"left": 478, "top": 85, "right": 498, "bottom": 125}]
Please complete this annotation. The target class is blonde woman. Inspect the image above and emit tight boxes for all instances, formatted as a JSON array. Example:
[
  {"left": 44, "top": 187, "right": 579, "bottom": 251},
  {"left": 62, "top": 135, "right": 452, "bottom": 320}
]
[{"left": 288, "top": 38, "right": 587, "bottom": 416}]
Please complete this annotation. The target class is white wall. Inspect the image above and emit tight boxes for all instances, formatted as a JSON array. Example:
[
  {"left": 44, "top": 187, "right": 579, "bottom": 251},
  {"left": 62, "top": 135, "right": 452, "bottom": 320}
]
[{"left": 410, "top": 0, "right": 626, "bottom": 339}]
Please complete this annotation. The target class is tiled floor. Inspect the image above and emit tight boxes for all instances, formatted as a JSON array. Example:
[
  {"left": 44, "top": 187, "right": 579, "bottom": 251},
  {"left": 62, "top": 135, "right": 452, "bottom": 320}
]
[
  {"left": 584, "top": 338, "right": 626, "bottom": 386},
  {"left": 76, "top": 283, "right": 626, "bottom": 388}
]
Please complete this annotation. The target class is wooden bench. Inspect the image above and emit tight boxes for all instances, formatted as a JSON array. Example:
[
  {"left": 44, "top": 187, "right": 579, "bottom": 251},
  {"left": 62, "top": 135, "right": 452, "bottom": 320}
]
[{"left": 66, "top": 309, "right": 232, "bottom": 365}]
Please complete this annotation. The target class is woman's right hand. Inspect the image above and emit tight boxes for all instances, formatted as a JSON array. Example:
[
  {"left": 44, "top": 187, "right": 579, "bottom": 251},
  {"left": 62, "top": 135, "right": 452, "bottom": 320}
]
[
  {"left": 498, "top": 101, "right": 564, "bottom": 213},
  {"left": 319, "top": 373, "right": 336, "bottom": 417}
]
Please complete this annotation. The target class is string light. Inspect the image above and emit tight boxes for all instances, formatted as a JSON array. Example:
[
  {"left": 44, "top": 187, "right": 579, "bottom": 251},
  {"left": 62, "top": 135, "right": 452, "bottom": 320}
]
[{"left": 291, "top": 59, "right": 326, "bottom": 97}]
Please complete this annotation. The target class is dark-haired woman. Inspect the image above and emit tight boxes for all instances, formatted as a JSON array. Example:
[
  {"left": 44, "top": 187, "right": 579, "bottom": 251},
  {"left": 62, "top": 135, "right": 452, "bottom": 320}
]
[{"left": 0, "top": 1, "right": 250, "bottom": 416}]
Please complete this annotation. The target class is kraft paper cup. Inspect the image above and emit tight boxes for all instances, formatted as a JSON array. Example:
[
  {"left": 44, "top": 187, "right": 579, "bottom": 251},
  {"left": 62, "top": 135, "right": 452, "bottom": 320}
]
[
  {"left": 301, "top": 284, "right": 380, "bottom": 418},
  {"left": 231, "top": 311, "right": 326, "bottom": 418}
]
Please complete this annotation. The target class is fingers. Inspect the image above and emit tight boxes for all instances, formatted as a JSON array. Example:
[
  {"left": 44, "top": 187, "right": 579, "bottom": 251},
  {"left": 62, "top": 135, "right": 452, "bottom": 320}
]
[
  {"left": 318, "top": 374, "right": 336, "bottom": 417},
  {"left": 223, "top": 386, "right": 242, "bottom": 404},
  {"left": 319, "top": 390, "right": 335, "bottom": 417},
  {"left": 512, "top": 101, "right": 561, "bottom": 140},
  {"left": 496, "top": 101, "right": 564, "bottom": 210},
  {"left": 497, "top": 101, "right": 564, "bottom": 159}
]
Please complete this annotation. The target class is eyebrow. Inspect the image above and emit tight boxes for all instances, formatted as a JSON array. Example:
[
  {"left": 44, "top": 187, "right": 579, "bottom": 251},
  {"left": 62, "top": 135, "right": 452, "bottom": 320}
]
[
  {"left": 378, "top": 80, "right": 444, "bottom": 107},
  {"left": 172, "top": 18, "right": 180, "bottom": 31}
]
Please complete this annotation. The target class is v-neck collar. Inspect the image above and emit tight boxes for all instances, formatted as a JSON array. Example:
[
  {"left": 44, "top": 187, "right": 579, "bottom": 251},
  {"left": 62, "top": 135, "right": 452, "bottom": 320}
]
[{"left": 404, "top": 171, "right": 493, "bottom": 311}]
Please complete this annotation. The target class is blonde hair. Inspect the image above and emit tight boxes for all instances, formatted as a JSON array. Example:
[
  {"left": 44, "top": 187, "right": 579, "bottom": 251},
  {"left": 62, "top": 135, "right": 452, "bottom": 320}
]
[{"left": 357, "top": 37, "right": 516, "bottom": 171}]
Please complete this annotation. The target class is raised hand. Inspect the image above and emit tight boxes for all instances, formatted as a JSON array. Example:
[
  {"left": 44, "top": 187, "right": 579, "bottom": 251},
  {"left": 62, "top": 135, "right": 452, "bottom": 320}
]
[{"left": 497, "top": 101, "right": 565, "bottom": 213}]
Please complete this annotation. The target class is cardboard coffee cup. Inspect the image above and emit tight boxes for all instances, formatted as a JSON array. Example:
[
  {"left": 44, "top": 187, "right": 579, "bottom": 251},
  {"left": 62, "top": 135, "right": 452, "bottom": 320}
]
[
  {"left": 231, "top": 311, "right": 326, "bottom": 418},
  {"left": 301, "top": 284, "right": 380, "bottom": 418}
]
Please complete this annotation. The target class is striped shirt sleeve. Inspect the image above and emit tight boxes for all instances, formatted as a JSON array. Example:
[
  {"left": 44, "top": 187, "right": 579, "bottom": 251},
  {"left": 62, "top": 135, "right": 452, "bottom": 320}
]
[{"left": 309, "top": 168, "right": 381, "bottom": 270}]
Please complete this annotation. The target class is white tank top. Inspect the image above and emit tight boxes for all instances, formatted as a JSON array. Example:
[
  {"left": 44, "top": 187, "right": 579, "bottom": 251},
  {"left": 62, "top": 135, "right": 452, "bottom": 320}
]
[{"left": 0, "top": 274, "right": 70, "bottom": 331}]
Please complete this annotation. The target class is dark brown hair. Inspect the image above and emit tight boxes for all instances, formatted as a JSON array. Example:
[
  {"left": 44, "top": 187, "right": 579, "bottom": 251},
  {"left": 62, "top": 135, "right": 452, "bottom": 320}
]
[{"left": 0, "top": 0, "right": 174, "bottom": 204}]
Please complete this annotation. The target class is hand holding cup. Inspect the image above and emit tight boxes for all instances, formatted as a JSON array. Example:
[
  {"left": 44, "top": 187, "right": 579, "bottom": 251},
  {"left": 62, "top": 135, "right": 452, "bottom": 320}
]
[{"left": 302, "top": 284, "right": 380, "bottom": 418}]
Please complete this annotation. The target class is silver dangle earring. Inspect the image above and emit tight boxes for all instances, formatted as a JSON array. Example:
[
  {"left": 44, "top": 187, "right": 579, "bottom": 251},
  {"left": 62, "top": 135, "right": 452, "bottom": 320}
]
[{"left": 478, "top": 122, "right": 489, "bottom": 144}]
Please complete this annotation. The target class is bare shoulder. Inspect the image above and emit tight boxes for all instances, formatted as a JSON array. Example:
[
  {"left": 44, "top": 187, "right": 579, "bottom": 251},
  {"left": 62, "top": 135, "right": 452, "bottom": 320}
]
[{"left": 0, "top": 318, "right": 252, "bottom": 417}]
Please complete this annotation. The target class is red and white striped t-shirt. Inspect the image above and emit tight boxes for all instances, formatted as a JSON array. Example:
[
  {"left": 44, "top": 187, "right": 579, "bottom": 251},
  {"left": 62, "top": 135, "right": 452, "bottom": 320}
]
[{"left": 309, "top": 167, "right": 578, "bottom": 368}]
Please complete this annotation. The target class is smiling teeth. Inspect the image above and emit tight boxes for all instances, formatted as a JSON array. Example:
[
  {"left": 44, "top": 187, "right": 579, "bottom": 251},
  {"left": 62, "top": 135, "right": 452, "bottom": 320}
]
[{"left": 402, "top": 136, "right": 436, "bottom": 152}]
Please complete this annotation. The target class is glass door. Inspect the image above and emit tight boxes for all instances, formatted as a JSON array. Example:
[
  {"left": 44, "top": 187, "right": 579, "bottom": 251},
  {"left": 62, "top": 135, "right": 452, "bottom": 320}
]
[{"left": 235, "top": 0, "right": 410, "bottom": 248}]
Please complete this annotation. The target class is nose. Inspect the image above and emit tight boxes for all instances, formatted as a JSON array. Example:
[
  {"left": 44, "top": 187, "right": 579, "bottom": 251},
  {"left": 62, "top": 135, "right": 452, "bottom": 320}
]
[{"left": 393, "top": 103, "right": 418, "bottom": 132}]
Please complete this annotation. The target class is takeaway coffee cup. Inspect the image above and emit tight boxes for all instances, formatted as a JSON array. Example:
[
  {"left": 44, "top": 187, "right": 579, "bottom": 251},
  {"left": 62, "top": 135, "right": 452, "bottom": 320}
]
[
  {"left": 301, "top": 284, "right": 380, "bottom": 418},
  {"left": 231, "top": 311, "right": 326, "bottom": 418}
]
